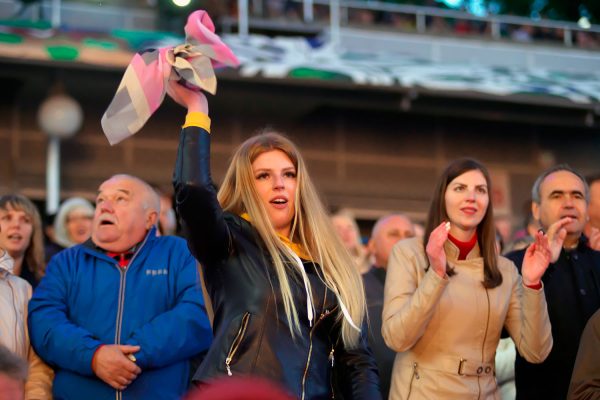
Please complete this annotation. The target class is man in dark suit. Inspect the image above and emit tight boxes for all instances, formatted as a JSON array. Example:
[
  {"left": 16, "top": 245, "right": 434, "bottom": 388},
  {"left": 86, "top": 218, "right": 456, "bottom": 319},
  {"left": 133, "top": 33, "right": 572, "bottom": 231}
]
[
  {"left": 506, "top": 164, "right": 600, "bottom": 400},
  {"left": 363, "top": 214, "right": 415, "bottom": 399}
]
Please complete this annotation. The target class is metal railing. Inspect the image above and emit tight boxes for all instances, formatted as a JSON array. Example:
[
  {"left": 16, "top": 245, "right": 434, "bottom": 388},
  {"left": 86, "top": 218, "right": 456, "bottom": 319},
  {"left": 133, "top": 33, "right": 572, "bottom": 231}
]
[{"left": 237, "top": 0, "right": 600, "bottom": 48}]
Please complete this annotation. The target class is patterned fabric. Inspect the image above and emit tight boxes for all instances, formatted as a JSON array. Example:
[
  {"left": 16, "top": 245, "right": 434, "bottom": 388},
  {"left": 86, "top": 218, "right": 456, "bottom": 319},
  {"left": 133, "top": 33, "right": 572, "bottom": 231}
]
[{"left": 101, "top": 10, "right": 239, "bottom": 145}]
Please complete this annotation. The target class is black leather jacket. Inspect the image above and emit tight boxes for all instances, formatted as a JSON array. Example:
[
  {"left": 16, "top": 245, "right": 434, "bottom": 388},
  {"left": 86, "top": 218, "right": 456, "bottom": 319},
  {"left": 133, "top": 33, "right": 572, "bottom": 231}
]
[{"left": 174, "top": 126, "right": 381, "bottom": 399}]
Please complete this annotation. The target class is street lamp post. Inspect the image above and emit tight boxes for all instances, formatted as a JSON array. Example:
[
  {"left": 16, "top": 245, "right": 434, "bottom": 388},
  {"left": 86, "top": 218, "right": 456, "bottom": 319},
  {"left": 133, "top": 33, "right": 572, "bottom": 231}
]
[{"left": 37, "top": 93, "right": 83, "bottom": 215}]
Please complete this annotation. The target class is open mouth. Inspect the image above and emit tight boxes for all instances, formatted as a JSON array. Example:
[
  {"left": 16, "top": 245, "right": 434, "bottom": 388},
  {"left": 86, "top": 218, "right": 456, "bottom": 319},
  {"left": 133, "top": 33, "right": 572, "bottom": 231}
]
[
  {"left": 99, "top": 218, "right": 115, "bottom": 226},
  {"left": 7, "top": 234, "right": 23, "bottom": 240}
]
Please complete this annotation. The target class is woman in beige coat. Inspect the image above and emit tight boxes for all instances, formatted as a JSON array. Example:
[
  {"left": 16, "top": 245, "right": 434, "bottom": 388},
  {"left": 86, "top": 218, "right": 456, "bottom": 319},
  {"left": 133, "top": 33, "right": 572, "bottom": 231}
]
[{"left": 382, "top": 158, "right": 554, "bottom": 400}]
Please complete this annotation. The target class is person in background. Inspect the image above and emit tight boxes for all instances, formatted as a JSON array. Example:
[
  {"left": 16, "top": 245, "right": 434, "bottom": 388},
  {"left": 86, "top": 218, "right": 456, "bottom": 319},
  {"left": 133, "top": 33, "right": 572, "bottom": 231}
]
[
  {"left": 331, "top": 211, "right": 370, "bottom": 274},
  {"left": 1, "top": 231, "right": 53, "bottom": 399},
  {"left": 584, "top": 174, "right": 600, "bottom": 250},
  {"left": 0, "top": 195, "right": 45, "bottom": 288},
  {"left": 185, "top": 376, "right": 295, "bottom": 400},
  {"left": 493, "top": 228, "right": 516, "bottom": 400},
  {"left": 0, "top": 344, "right": 27, "bottom": 400},
  {"left": 364, "top": 214, "right": 415, "bottom": 399},
  {"left": 43, "top": 212, "right": 63, "bottom": 265},
  {"left": 28, "top": 174, "right": 212, "bottom": 399},
  {"left": 506, "top": 164, "right": 600, "bottom": 400},
  {"left": 168, "top": 80, "right": 381, "bottom": 399},
  {"left": 153, "top": 186, "right": 177, "bottom": 236},
  {"left": 52, "top": 197, "right": 94, "bottom": 250},
  {"left": 412, "top": 223, "right": 425, "bottom": 239},
  {"left": 568, "top": 308, "right": 600, "bottom": 400},
  {"left": 505, "top": 203, "right": 540, "bottom": 254},
  {"left": 383, "top": 158, "right": 553, "bottom": 399}
]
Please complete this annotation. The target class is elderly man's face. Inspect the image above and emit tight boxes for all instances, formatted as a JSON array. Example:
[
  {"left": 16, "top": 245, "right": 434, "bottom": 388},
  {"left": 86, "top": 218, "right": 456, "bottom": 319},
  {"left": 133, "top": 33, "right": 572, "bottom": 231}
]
[
  {"left": 533, "top": 170, "right": 587, "bottom": 237},
  {"left": 92, "top": 177, "right": 156, "bottom": 253},
  {"left": 369, "top": 216, "right": 415, "bottom": 268}
]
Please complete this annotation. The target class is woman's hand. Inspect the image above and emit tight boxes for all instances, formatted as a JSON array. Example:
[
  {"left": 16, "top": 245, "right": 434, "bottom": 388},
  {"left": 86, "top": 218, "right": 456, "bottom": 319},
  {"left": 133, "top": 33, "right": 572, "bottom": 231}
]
[
  {"left": 521, "top": 231, "right": 552, "bottom": 286},
  {"left": 545, "top": 217, "right": 570, "bottom": 262},
  {"left": 166, "top": 79, "right": 209, "bottom": 114},
  {"left": 426, "top": 222, "right": 450, "bottom": 278}
]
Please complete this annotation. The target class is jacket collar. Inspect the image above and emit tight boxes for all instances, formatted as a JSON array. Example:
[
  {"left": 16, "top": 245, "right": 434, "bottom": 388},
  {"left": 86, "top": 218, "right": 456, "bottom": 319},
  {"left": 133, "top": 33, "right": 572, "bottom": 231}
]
[
  {"left": 82, "top": 226, "right": 157, "bottom": 261},
  {"left": 239, "top": 213, "right": 312, "bottom": 260},
  {"left": 444, "top": 238, "right": 481, "bottom": 262}
]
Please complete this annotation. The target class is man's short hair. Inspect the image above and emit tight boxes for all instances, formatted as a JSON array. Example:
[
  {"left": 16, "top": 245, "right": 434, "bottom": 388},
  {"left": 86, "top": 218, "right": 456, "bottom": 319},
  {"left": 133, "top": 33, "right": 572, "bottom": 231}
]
[
  {"left": 107, "top": 174, "right": 161, "bottom": 213},
  {"left": 370, "top": 214, "right": 413, "bottom": 240},
  {"left": 0, "top": 344, "right": 28, "bottom": 382},
  {"left": 531, "top": 164, "right": 589, "bottom": 204}
]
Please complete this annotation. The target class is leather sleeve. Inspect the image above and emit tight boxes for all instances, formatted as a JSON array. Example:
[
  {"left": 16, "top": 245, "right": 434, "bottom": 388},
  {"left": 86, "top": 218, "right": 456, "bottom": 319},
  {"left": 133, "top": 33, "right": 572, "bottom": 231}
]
[
  {"left": 334, "top": 322, "right": 382, "bottom": 400},
  {"left": 173, "top": 126, "right": 230, "bottom": 265}
]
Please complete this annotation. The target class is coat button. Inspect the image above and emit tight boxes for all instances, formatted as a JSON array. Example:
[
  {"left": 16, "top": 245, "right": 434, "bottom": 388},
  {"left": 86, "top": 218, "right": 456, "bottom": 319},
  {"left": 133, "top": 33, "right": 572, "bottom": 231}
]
[
  {"left": 477, "top": 366, "right": 483, "bottom": 375},
  {"left": 485, "top": 366, "right": 492, "bottom": 374}
]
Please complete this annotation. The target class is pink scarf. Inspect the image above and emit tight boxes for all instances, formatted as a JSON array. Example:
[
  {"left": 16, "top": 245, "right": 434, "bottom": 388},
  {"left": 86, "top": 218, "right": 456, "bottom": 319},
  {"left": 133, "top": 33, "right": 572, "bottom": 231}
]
[{"left": 101, "top": 10, "right": 239, "bottom": 145}]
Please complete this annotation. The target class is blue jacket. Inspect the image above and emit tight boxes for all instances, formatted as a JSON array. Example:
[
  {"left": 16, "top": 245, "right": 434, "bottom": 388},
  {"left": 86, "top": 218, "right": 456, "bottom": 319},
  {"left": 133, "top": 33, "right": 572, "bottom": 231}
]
[{"left": 29, "top": 227, "right": 212, "bottom": 400}]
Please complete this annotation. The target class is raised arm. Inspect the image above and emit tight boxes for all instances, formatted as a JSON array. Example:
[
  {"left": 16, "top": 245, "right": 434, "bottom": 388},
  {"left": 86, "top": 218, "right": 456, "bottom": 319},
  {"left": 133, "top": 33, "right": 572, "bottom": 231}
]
[{"left": 168, "top": 82, "right": 230, "bottom": 265}]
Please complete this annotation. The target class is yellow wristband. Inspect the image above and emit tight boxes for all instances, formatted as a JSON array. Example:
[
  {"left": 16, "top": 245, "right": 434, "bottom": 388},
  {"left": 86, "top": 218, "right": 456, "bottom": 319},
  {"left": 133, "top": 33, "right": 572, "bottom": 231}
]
[{"left": 183, "top": 112, "right": 211, "bottom": 133}]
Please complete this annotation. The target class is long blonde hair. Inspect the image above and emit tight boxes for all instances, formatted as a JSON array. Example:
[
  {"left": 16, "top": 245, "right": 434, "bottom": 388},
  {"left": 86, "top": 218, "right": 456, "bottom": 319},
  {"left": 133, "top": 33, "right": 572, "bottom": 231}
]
[{"left": 218, "top": 132, "right": 366, "bottom": 348}]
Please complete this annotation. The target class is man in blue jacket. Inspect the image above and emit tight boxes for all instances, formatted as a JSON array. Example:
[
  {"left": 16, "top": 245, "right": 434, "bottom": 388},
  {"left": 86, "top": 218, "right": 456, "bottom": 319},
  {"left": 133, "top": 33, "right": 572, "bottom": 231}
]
[{"left": 29, "top": 174, "right": 212, "bottom": 400}]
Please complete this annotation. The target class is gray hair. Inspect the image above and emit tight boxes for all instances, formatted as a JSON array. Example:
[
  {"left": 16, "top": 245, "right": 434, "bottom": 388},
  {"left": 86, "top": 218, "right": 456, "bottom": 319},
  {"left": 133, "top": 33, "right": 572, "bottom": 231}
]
[
  {"left": 53, "top": 197, "right": 94, "bottom": 248},
  {"left": 370, "top": 213, "right": 413, "bottom": 239},
  {"left": 0, "top": 344, "right": 28, "bottom": 382},
  {"left": 531, "top": 164, "right": 589, "bottom": 204},
  {"left": 107, "top": 174, "right": 161, "bottom": 213}
]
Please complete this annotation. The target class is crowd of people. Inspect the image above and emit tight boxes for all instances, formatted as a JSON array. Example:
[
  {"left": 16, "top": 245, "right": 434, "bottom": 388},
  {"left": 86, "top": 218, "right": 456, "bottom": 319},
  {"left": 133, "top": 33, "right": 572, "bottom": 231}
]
[
  {"left": 2, "top": 77, "right": 600, "bottom": 400},
  {"left": 201, "top": 0, "right": 600, "bottom": 50}
]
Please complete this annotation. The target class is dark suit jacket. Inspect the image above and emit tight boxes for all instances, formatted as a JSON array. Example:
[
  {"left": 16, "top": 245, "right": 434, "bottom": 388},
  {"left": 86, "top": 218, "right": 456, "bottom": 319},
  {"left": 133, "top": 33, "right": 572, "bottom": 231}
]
[
  {"left": 363, "top": 266, "right": 396, "bottom": 400},
  {"left": 506, "top": 237, "right": 600, "bottom": 400}
]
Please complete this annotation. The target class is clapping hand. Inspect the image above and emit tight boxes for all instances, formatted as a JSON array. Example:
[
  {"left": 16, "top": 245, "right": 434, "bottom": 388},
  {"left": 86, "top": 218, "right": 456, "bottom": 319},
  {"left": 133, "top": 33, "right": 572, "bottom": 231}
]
[
  {"left": 426, "top": 222, "right": 450, "bottom": 278},
  {"left": 545, "top": 217, "right": 570, "bottom": 262},
  {"left": 521, "top": 231, "right": 552, "bottom": 286}
]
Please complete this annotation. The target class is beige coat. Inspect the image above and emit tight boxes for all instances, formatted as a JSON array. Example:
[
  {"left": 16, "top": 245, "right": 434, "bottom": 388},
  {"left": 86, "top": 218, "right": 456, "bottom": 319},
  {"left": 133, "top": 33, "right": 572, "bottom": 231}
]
[
  {"left": 382, "top": 237, "right": 552, "bottom": 400},
  {"left": 0, "top": 251, "right": 54, "bottom": 399}
]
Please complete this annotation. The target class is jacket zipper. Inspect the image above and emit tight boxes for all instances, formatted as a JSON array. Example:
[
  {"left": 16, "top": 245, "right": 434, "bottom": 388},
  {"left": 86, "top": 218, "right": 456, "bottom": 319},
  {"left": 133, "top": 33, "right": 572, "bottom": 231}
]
[
  {"left": 112, "top": 234, "right": 149, "bottom": 400},
  {"left": 225, "top": 312, "right": 251, "bottom": 376},
  {"left": 406, "top": 362, "right": 420, "bottom": 398},
  {"left": 301, "top": 308, "right": 332, "bottom": 400},
  {"left": 329, "top": 346, "right": 335, "bottom": 399}
]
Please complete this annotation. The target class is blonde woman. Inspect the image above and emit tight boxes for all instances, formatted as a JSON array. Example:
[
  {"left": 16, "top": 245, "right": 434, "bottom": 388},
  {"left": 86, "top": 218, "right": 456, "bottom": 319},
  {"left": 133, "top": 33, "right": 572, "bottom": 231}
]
[
  {"left": 331, "top": 212, "right": 370, "bottom": 274},
  {"left": 168, "top": 82, "right": 380, "bottom": 399}
]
